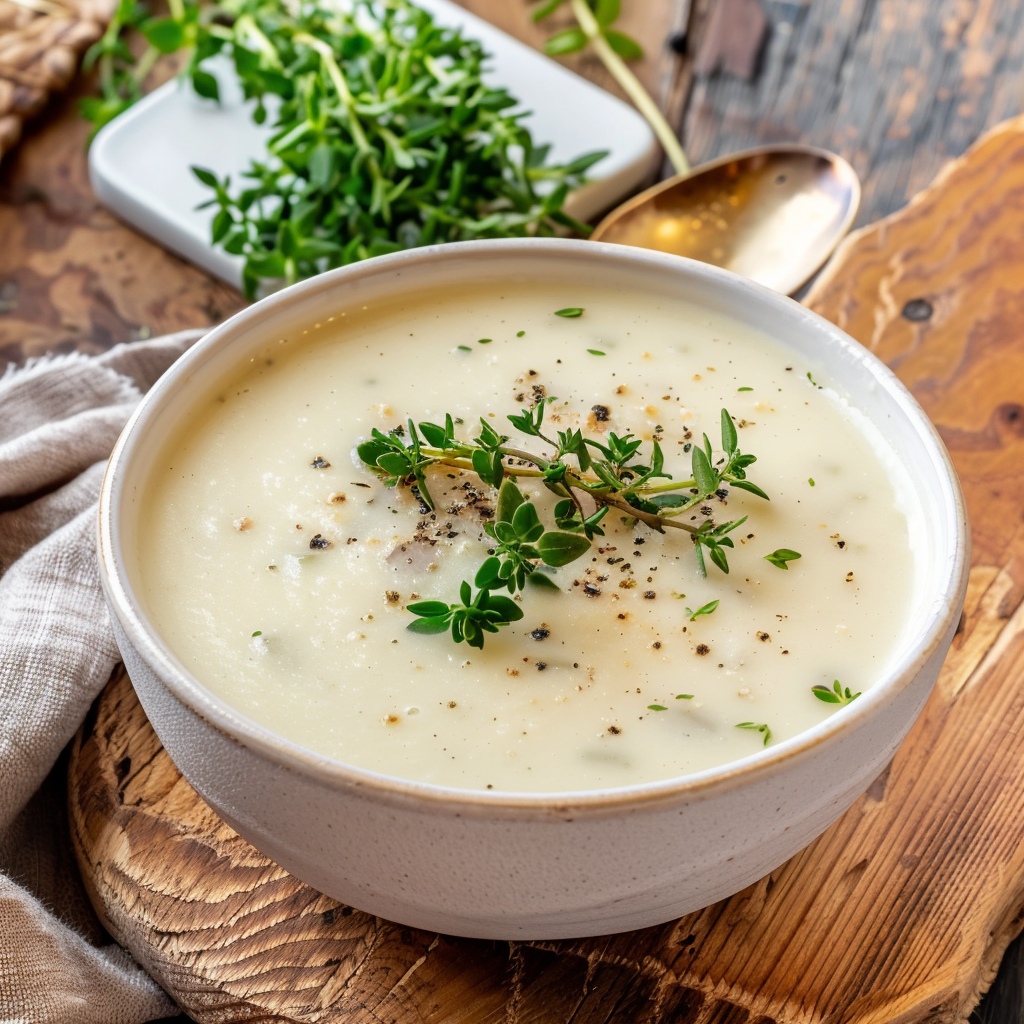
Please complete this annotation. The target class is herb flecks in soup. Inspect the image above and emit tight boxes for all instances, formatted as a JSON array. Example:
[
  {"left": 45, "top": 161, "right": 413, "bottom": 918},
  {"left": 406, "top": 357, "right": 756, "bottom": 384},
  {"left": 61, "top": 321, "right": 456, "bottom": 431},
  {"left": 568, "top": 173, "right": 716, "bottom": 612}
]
[{"left": 138, "top": 281, "right": 919, "bottom": 792}]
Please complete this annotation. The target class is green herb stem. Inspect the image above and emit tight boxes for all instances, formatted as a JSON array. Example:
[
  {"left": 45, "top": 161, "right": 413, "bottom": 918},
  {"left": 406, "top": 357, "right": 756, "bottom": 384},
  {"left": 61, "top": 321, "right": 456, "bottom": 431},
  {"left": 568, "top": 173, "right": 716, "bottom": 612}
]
[
  {"left": 598, "top": 491, "right": 700, "bottom": 534},
  {"left": 294, "top": 31, "right": 373, "bottom": 154},
  {"left": 234, "top": 13, "right": 283, "bottom": 68},
  {"left": 132, "top": 45, "right": 161, "bottom": 88},
  {"left": 95, "top": 5, "right": 125, "bottom": 96},
  {"left": 642, "top": 477, "right": 698, "bottom": 494},
  {"left": 420, "top": 444, "right": 707, "bottom": 536},
  {"left": 568, "top": 0, "right": 689, "bottom": 176}
]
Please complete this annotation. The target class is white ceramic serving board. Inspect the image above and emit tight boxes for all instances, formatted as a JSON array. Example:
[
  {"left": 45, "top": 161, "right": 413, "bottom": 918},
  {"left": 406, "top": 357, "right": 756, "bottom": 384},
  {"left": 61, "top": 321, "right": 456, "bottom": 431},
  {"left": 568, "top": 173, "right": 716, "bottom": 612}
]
[{"left": 89, "top": 0, "right": 659, "bottom": 290}]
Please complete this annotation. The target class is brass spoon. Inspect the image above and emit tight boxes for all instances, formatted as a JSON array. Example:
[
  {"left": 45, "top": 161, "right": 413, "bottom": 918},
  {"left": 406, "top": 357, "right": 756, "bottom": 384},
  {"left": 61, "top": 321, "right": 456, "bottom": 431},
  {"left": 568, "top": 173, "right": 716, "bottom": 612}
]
[{"left": 590, "top": 144, "right": 861, "bottom": 296}]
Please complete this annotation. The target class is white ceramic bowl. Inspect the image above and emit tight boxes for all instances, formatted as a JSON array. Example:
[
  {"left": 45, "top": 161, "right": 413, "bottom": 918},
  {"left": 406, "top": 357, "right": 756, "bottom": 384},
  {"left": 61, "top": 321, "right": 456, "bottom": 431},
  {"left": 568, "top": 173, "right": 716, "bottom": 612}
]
[{"left": 98, "top": 239, "right": 968, "bottom": 940}]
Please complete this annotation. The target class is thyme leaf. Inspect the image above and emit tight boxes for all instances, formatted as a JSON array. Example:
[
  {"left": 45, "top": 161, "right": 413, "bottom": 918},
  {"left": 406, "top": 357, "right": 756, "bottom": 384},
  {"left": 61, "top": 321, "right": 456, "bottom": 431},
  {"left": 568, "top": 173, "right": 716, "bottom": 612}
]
[
  {"left": 684, "top": 599, "right": 719, "bottom": 621},
  {"left": 764, "top": 548, "right": 802, "bottom": 570},
  {"left": 736, "top": 721, "right": 772, "bottom": 747},
  {"left": 811, "top": 680, "right": 861, "bottom": 705}
]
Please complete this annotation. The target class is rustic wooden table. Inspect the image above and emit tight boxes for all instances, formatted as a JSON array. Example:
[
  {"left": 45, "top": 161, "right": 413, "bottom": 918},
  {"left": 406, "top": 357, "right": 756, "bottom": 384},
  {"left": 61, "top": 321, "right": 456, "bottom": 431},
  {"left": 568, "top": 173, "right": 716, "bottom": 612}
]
[
  {"left": 4, "top": 1, "right": 1024, "bottom": 1021},
  {"left": 5, "top": 0, "right": 1024, "bottom": 368}
]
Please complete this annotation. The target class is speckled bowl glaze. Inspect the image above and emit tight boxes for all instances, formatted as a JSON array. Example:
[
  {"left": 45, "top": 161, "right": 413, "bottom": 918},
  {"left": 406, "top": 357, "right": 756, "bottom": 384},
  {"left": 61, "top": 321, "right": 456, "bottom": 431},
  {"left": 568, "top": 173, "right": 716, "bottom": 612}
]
[{"left": 98, "top": 239, "right": 969, "bottom": 940}]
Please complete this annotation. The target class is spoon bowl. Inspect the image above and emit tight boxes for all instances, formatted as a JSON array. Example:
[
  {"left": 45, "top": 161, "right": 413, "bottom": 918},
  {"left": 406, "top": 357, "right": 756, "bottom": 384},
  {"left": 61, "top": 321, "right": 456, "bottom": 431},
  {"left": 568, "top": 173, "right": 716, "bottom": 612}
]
[{"left": 590, "top": 144, "right": 861, "bottom": 295}]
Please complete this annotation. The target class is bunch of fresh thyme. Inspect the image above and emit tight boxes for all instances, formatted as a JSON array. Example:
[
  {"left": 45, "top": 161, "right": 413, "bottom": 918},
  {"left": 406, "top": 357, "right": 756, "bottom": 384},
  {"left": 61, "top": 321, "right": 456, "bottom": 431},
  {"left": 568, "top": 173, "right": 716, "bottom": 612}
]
[
  {"left": 82, "top": 0, "right": 608, "bottom": 298},
  {"left": 358, "top": 395, "right": 775, "bottom": 648},
  {"left": 195, "top": 0, "right": 609, "bottom": 296}
]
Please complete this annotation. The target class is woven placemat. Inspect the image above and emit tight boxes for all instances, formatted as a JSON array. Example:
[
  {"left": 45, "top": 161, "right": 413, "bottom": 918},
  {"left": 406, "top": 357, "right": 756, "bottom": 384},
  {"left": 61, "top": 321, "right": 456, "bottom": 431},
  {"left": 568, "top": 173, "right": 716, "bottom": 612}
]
[{"left": 0, "top": 0, "right": 113, "bottom": 160}]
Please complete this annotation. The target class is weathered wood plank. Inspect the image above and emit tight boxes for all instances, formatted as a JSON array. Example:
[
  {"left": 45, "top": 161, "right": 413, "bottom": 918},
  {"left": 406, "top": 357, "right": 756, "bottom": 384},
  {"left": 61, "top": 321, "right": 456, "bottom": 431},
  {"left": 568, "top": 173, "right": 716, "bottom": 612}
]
[
  {"left": 0, "top": 74, "right": 245, "bottom": 367},
  {"left": 680, "top": 0, "right": 1024, "bottom": 227}
]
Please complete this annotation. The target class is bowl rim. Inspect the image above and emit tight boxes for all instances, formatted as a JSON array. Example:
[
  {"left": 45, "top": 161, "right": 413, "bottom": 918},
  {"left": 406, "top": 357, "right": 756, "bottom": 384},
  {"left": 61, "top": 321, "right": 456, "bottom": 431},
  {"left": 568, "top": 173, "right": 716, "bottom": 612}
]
[{"left": 98, "top": 237, "right": 969, "bottom": 816}]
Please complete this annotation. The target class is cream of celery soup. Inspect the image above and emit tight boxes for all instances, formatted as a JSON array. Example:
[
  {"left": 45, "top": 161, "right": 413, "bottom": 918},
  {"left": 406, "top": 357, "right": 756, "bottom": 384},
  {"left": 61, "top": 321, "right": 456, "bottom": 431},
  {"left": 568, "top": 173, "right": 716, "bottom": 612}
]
[{"left": 138, "top": 280, "right": 919, "bottom": 792}]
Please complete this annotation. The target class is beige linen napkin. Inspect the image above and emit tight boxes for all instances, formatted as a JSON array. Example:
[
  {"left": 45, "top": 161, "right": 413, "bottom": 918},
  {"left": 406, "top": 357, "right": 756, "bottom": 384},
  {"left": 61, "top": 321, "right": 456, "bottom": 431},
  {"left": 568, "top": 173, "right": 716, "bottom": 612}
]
[{"left": 0, "top": 330, "right": 203, "bottom": 1024}]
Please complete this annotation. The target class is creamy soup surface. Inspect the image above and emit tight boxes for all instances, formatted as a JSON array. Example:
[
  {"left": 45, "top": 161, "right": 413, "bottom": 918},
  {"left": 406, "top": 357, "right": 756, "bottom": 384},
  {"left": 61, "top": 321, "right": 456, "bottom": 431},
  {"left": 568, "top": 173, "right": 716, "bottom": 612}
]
[{"left": 138, "top": 280, "right": 920, "bottom": 792}]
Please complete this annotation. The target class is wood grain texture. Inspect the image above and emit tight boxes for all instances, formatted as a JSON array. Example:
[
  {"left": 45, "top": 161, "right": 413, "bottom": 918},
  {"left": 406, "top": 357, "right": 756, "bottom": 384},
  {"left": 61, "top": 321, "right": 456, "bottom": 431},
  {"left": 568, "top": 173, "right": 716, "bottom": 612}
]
[
  {"left": 692, "top": 0, "right": 768, "bottom": 80},
  {"left": 0, "top": 66, "right": 246, "bottom": 368},
  {"left": 69, "top": 115, "right": 1024, "bottom": 1024},
  {"left": 679, "top": 0, "right": 1024, "bottom": 229}
]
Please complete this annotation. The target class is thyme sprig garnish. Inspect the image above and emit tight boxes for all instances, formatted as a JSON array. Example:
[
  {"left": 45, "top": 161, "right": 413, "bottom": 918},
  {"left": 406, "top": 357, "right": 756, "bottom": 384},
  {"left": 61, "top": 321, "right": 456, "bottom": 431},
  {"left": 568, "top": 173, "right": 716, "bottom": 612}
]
[
  {"left": 402, "top": 483, "right": 586, "bottom": 648},
  {"left": 358, "top": 401, "right": 771, "bottom": 647},
  {"left": 407, "top": 583, "right": 523, "bottom": 648},
  {"left": 360, "top": 402, "right": 764, "bottom": 550}
]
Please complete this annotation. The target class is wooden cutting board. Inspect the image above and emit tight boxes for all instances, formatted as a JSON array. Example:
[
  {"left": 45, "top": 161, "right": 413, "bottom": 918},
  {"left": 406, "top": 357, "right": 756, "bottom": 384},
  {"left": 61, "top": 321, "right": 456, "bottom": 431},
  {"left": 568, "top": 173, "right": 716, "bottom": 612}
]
[{"left": 69, "top": 113, "right": 1024, "bottom": 1024}]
